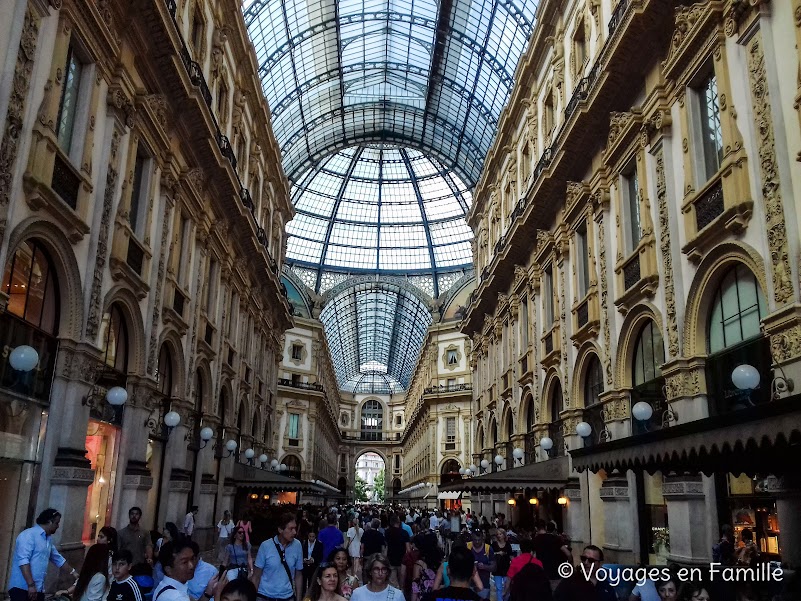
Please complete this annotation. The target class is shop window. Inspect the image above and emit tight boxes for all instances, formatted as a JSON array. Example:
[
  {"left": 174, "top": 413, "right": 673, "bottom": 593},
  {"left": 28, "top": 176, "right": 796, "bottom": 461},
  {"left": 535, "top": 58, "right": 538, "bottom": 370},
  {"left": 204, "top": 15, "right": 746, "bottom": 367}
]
[
  {"left": 82, "top": 421, "right": 119, "bottom": 543},
  {"left": 638, "top": 472, "right": 668, "bottom": 565},
  {"left": 99, "top": 305, "right": 129, "bottom": 374},
  {"left": 576, "top": 221, "right": 590, "bottom": 298},
  {"left": 622, "top": 162, "right": 641, "bottom": 253},
  {"left": 727, "top": 474, "right": 781, "bottom": 560},
  {"left": 56, "top": 42, "right": 85, "bottom": 156},
  {"left": 693, "top": 69, "right": 723, "bottom": 182},
  {"left": 129, "top": 144, "right": 152, "bottom": 238},
  {"left": 2, "top": 240, "right": 59, "bottom": 334}
]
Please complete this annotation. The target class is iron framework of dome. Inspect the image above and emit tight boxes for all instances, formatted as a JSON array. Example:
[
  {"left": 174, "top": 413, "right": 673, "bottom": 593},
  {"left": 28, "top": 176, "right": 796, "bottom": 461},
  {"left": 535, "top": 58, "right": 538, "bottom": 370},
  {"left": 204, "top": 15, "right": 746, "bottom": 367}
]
[
  {"left": 243, "top": 0, "right": 538, "bottom": 188},
  {"left": 285, "top": 145, "right": 473, "bottom": 296},
  {"left": 319, "top": 281, "right": 433, "bottom": 393}
]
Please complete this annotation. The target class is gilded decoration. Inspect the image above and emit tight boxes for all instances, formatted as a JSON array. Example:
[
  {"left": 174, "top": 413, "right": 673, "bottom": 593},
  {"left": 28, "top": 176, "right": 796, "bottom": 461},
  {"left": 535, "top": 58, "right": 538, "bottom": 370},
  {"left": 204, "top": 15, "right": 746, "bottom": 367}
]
[
  {"left": 663, "top": 369, "right": 702, "bottom": 401},
  {"left": 654, "top": 147, "right": 679, "bottom": 358},
  {"left": 86, "top": 127, "right": 122, "bottom": 339},
  {"left": 0, "top": 6, "right": 40, "bottom": 248},
  {"left": 770, "top": 324, "right": 801, "bottom": 364},
  {"left": 665, "top": 3, "right": 709, "bottom": 66},
  {"left": 746, "top": 34, "right": 793, "bottom": 306},
  {"left": 595, "top": 200, "right": 613, "bottom": 386}
]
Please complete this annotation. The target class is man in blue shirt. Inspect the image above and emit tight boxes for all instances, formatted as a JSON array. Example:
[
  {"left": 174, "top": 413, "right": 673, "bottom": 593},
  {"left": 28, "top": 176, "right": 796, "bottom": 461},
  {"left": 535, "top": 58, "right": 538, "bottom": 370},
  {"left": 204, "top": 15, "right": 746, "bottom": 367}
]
[
  {"left": 8, "top": 509, "right": 78, "bottom": 601},
  {"left": 317, "top": 514, "right": 344, "bottom": 561},
  {"left": 252, "top": 513, "right": 304, "bottom": 601}
]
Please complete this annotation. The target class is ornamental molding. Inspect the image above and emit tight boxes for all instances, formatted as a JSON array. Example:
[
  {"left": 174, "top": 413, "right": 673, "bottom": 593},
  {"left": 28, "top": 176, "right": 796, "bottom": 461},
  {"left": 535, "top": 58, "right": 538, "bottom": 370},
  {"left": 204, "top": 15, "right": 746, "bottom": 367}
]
[
  {"left": 654, "top": 147, "right": 680, "bottom": 358},
  {"left": 52, "top": 467, "right": 95, "bottom": 485},
  {"left": 123, "top": 475, "right": 154, "bottom": 490},
  {"left": 662, "top": 480, "right": 705, "bottom": 497},
  {"left": 746, "top": 33, "right": 793, "bottom": 306},
  {"left": 0, "top": 6, "right": 40, "bottom": 249}
]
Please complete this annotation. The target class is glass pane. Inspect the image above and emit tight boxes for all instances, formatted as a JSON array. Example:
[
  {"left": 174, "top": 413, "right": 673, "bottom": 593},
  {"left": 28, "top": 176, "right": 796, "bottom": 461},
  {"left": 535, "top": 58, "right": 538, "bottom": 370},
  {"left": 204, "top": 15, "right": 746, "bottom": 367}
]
[
  {"left": 57, "top": 46, "right": 83, "bottom": 153},
  {"left": 707, "top": 265, "right": 766, "bottom": 353},
  {"left": 5, "top": 243, "right": 33, "bottom": 320},
  {"left": 699, "top": 74, "right": 723, "bottom": 180}
]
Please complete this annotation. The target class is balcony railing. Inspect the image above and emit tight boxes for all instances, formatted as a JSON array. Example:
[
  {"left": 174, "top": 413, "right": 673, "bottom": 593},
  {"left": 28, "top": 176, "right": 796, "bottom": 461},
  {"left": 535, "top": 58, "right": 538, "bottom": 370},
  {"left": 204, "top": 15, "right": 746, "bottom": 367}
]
[
  {"left": 51, "top": 153, "right": 80, "bottom": 210},
  {"left": 694, "top": 179, "right": 724, "bottom": 232},
  {"left": 608, "top": 0, "right": 630, "bottom": 36},
  {"left": 277, "top": 378, "right": 324, "bottom": 391},
  {"left": 576, "top": 298, "right": 589, "bottom": 328},
  {"left": 423, "top": 383, "right": 472, "bottom": 394},
  {"left": 623, "top": 254, "right": 641, "bottom": 291}
]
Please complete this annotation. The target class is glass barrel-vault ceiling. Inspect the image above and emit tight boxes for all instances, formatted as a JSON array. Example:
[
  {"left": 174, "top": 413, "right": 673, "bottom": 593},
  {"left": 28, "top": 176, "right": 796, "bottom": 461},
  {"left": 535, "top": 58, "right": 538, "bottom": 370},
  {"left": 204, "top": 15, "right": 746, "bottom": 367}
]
[
  {"left": 285, "top": 145, "right": 473, "bottom": 294},
  {"left": 319, "top": 282, "right": 433, "bottom": 393},
  {"left": 243, "top": 0, "right": 538, "bottom": 188}
]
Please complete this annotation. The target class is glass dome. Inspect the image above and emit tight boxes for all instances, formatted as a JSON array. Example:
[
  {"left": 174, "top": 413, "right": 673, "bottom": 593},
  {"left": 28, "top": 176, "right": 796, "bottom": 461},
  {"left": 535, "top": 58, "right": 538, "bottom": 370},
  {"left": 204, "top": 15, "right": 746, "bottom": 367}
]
[{"left": 286, "top": 144, "right": 473, "bottom": 286}]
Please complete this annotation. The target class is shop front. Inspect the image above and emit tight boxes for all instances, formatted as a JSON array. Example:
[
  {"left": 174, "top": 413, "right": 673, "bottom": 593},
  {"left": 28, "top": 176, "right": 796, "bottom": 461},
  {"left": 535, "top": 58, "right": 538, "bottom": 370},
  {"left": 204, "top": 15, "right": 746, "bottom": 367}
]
[{"left": 570, "top": 394, "right": 801, "bottom": 568}]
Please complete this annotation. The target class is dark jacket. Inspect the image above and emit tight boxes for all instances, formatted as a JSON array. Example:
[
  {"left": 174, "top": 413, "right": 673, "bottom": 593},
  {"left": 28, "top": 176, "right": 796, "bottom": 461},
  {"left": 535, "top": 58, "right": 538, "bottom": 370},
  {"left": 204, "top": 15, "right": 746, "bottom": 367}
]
[{"left": 301, "top": 540, "right": 324, "bottom": 577}]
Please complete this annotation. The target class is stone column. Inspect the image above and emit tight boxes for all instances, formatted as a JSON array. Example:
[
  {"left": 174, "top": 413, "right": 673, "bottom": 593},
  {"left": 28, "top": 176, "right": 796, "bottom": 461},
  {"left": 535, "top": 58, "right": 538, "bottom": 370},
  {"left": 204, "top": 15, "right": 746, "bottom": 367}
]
[
  {"left": 661, "top": 359, "right": 709, "bottom": 423},
  {"left": 563, "top": 480, "right": 584, "bottom": 549},
  {"left": 768, "top": 475, "right": 801, "bottom": 569},
  {"left": 662, "top": 475, "right": 711, "bottom": 565},
  {"left": 599, "top": 472, "right": 637, "bottom": 564}
]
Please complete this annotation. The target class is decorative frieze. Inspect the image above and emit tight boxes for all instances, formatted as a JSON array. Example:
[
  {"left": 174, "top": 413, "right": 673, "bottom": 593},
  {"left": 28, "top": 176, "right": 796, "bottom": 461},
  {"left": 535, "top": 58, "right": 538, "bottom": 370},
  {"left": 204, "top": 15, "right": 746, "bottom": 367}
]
[
  {"left": 52, "top": 466, "right": 95, "bottom": 485},
  {"left": 654, "top": 147, "right": 679, "bottom": 358},
  {"left": 0, "top": 6, "right": 40, "bottom": 248}
]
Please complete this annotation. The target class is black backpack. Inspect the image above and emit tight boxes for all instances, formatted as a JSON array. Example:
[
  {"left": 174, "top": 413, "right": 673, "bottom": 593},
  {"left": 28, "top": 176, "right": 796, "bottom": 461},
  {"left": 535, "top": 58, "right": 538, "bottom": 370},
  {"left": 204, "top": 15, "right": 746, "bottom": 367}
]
[{"left": 509, "top": 556, "right": 552, "bottom": 601}]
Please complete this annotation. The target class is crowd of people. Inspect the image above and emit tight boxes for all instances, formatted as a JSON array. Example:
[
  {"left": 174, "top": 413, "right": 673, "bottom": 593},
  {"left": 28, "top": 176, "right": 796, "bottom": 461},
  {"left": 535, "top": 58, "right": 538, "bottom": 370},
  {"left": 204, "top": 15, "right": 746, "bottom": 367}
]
[{"left": 7, "top": 505, "right": 799, "bottom": 601}]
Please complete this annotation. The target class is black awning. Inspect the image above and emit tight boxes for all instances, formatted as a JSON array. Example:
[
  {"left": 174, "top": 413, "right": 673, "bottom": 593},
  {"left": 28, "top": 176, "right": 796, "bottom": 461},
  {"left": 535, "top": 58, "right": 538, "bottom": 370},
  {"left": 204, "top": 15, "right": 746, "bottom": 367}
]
[
  {"left": 569, "top": 394, "right": 801, "bottom": 476},
  {"left": 232, "top": 463, "right": 327, "bottom": 493},
  {"left": 440, "top": 455, "right": 570, "bottom": 493}
]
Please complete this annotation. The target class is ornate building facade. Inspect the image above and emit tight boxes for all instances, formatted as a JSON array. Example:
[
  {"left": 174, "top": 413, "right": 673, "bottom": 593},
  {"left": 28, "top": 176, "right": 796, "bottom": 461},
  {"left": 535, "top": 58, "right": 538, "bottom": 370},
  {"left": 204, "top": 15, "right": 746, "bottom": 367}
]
[
  {"left": 458, "top": 0, "right": 801, "bottom": 568},
  {"left": 0, "top": 0, "right": 293, "bottom": 582}
]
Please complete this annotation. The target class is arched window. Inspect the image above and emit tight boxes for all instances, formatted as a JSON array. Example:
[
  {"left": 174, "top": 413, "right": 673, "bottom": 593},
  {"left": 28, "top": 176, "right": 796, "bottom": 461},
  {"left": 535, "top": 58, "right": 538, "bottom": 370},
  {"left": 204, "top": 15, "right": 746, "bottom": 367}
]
[
  {"left": 631, "top": 320, "right": 667, "bottom": 434},
  {"left": 441, "top": 458, "right": 461, "bottom": 486},
  {"left": 526, "top": 395, "right": 536, "bottom": 430},
  {"left": 218, "top": 388, "right": 228, "bottom": 427},
  {"left": 633, "top": 321, "right": 665, "bottom": 386},
  {"left": 264, "top": 416, "right": 271, "bottom": 446},
  {"left": 476, "top": 426, "right": 484, "bottom": 450},
  {"left": 550, "top": 380, "right": 562, "bottom": 421},
  {"left": 237, "top": 401, "right": 246, "bottom": 451},
  {"left": 1, "top": 240, "right": 60, "bottom": 402},
  {"left": 283, "top": 454, "right": 302, "bottom": 479},
  {"left": 708, "top": 264, "right": 766, "bottom": 354},
  {"left": 2, "top": 240, "right": 59, "bottom": 334},
  {"left": 706, "top": 265, "right": 770, "bottom": 413},
  {"left": 100, "top": 305, "right": 128, "bottom": 373},
  {"left": 505, "top": 411, "right": 514, "bottom": 439},
  {"left": 157, "top": 346, "right": 172, "bottom": 397},
  {"left": 251, "top": 410, "right": 259, "bottom": 438},
  {"left": 392, "top": 478, "right": 401, "bottom": 496},
  {"left": 360, "top": 400, "right": 383, "bottom": 441},
  {"left": 489, "top": 420, "right": 498, "bottom": 447},
  {"left": 193, "top": 369, "right": 204, "bottom": 413},
  {"left": 583, "top": 355, "right": 604, "bottom": 406}
]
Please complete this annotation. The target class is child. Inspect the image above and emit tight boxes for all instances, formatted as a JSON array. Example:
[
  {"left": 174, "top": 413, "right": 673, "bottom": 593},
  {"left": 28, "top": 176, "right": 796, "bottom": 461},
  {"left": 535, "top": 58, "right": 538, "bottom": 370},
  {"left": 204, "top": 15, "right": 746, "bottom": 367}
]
[{"left": 108, "top": 550, "right": 144, "bottom": 601}]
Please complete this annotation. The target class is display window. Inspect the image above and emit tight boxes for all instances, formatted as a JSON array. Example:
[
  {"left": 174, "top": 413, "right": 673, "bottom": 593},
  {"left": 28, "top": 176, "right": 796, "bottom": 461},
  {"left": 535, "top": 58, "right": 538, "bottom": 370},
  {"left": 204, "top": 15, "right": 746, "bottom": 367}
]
[
  {"left": 82, "top": 421, "right": 120, "bottom": 543},
  {"left": 727, "top": 474, "right": 781, "bottom": 559}
]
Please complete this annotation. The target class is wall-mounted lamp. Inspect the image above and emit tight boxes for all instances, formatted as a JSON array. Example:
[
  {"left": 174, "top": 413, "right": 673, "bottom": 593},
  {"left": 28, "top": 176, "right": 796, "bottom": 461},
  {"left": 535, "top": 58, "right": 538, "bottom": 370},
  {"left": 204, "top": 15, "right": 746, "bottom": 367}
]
[
  {"left": 575, "top": 421, "right": 592, "bottom": 438},
  {"left": 259, "top": 454, "right": 269, "bottom": 468},
  {"left": 480, "top": 459, "right": 490, "bottom": 474},
  {"left": 82, "top": 385, "right": 128, "bottom": 410},
  {"left": 249, "top": 493, "right": 259, "bottom": 500},
  {"left": 528, "top": 497, "right": 538, "bottom": 505},
  {"left": 557, "top": 495, "right": 568, "bottom": 506},
  {"left": 512, "top": 447, "right": 524, "bottom": 467},
  {"left": 144, "top": 406, "right": 181, "bottom": 438},
  {"left": 494, "top": 454, "right": 504, "bottom": 470},
  {"left": 262, "top": 494, "right": 270, "bottom": 500},
  {"left": 9, "top": 345, "right": 39, "bottom": 372},
  {"left": 222, "top": 439, "right": 237, "bottom": 457},
  {"left": 199, "top": 427, "right": 214, "bottom": 449},
  {"left": 244, "top": 448, "right": 255, "bottom": 465},
  {"left": 507, "top": 498, "right": 516, "bottom": 505},
  {"left": 539, "top": 436, "right": 554, "bottom": 459},
  {"left": 270, "top": 458, "right": 280, "bottom": 471}
]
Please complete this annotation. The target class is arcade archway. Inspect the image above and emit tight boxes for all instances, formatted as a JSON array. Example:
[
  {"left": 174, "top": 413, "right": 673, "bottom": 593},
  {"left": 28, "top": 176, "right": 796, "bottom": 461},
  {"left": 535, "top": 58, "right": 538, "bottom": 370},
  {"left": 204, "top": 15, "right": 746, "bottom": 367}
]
[{"left": 354, "top": 452, "right": 386, "bottom": 503}]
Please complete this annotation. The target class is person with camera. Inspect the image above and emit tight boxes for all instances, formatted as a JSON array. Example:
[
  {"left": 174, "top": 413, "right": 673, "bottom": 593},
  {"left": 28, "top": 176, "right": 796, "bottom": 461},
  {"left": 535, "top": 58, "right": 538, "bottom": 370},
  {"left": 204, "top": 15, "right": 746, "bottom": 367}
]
[{"left": 225, "top": 527, "right": 254, "bottom": 582}]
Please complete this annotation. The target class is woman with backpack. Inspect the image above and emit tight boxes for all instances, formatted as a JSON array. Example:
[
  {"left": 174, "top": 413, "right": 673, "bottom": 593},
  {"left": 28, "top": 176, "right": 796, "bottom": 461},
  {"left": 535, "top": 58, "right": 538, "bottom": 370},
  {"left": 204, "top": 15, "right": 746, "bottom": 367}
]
[
  {"left": 410, "top": 553, "right": 435, "bottom": 601},
  {"left": 505, "top": 539, "right": 549, "bottom": 601}
]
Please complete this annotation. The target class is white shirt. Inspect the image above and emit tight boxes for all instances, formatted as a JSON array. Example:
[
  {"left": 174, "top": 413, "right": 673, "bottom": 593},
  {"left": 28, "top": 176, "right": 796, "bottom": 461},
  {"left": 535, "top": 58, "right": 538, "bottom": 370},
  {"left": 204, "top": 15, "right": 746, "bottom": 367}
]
[
  {"left": 183, "top": 513, "right": 195, "bottom": 536},
  {"left": 153, "top": 576, "right": 190, "bottom": 601},
  {"left": 351, "top": 585, "right": 405, "bottom": 601},
  {"left": 78, "top": 573, "right": 107, "bottom": 601},
  {"left": 217, "top": 520, "right": 234, "bottom": 539},
  {"left": 347, "top": 527, "right": 364, "bottom": 556}
]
